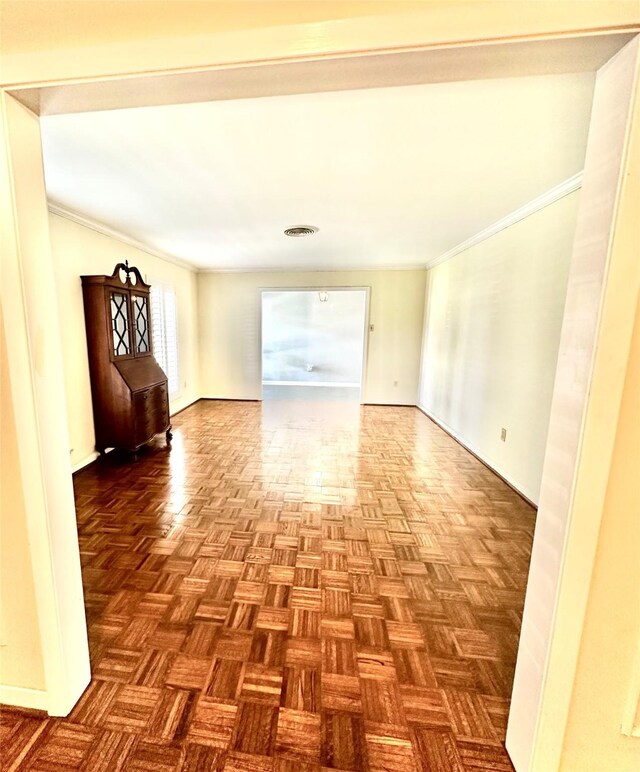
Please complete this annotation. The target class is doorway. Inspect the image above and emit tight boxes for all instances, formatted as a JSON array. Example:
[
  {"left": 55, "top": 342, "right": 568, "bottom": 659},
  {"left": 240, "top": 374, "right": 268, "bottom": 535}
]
[
  {"left": 3, "top": 16, "right": 638, "bottom": 770},
  {"left": 261, "top": 288, "right": 368, "bottom": 402}
]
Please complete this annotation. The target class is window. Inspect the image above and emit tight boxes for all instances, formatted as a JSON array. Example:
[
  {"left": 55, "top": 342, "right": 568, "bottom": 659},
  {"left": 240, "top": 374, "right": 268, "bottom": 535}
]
[{"left": 150, "top": 283, "right": 180, "bottom": 397}]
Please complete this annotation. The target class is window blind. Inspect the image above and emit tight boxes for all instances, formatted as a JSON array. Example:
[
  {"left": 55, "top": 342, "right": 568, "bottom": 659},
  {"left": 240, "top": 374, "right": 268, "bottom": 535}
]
[{"left": 151, "top": 284, "right": 180, "bottom": 397}]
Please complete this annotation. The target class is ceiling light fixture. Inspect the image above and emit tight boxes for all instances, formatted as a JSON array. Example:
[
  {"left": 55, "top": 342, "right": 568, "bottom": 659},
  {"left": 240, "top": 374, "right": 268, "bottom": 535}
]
[{"left": 284, "top": 225, "right": 318, "bottom": 237}]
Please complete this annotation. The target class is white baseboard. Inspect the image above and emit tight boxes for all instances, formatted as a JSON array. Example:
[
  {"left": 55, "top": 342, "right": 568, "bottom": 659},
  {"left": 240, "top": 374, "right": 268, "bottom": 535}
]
[
  {"left": 0, "top": 684, "right": 48, "bottom": 711},
  {"left": 200, "top": 395, "right": 261, "bottom": 401},
  {"left": 416, "top": 403, "right": 537, "bottom": 507},
  {"left": 69, "top": 397, "right": 199, "bottom": 476},
  {"left": 71, "top": 451, "right": 100, "bottom": 474},
  {"left": 170, "top": 395, "right": 200, "bottom": 416},
  {"left": 69, "top": 397, "right": 198, "bottom": 473}
]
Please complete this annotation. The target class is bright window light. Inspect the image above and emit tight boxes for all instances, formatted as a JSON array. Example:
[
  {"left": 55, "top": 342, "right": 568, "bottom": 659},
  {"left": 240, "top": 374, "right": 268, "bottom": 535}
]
[{"left": 150, "top": 283, "right": 180, "bottom": 397}]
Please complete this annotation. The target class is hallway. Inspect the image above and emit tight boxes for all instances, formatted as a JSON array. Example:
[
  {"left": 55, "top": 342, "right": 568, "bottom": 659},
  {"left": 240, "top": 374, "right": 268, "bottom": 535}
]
[{"left": 2, "top": 400, "right": 535, "bottom": 770}]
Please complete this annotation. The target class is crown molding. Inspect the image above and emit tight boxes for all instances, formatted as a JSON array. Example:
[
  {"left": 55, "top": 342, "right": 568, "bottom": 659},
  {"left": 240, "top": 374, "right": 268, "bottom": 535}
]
[
  {"left": 48, "top": 203, "right": 426, "bottom": 275},
  {"left": 426, "top": 171, "right": 583, "bottom": 270},
  {"left": 47, "top": 202, "right": 197, "bottom": 273},
  {"left": 198, "top": 264, "right": 425, "bottom": 274},
  {"left": 51, "top": 175, "right": 583, "bottom": 278}
]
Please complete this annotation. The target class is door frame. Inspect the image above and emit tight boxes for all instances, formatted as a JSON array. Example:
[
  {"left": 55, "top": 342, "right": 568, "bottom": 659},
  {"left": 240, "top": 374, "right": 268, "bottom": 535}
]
[{"left": 1, "top": 9, "right": 638, "bottom": 764}]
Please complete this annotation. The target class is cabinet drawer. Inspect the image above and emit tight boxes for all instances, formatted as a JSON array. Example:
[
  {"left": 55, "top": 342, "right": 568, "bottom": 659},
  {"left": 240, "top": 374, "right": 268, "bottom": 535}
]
[
  {"left": 133, "top": 386, "right": 167, "bottom": 444},
  {"left": 154, "top": 383, "right": 168, "bottom": 413},
  {"left": 133, "top": 388, "right": 151, "bottom": 414},
  {"left": 134, "top": 386, "right": 167, "bottom": 412}
]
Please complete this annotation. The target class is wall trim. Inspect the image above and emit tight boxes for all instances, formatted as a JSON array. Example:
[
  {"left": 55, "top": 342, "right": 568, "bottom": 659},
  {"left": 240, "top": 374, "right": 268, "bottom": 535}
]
[
  {"left": 362, "top": 401, "right": 416, "bottom": 407},
  {"left": 200, "top": 265, "right": 424, "bottom": 274},
  {"left": 69, "top": 393, "right": 200, "bottom": 474},
  {"left": 170, "top": 395, "right": 201, "bottom": 417},
  {"left": 71, "top": 451, "right": 100, "bottom": 474},
  {"left": 50, "top": 178, "right": 586, "bottom": 278},
  {"left": 0, "top": 684, "right": 48, "bottom": 712},
  {"left": 47, "top": 202, "right": 196, "bottom": 273},
  {"left": 416, "top": 403, "right": 538, "bottom": 509},
  {"left": 426, "top": 172, "right": 583, "bottom": 270},
  {"left": 47, "top": 203, "right": 427, "bottom": 275},
  {"left": 200, "top": 396, "right": 262, "bottom": 402}
]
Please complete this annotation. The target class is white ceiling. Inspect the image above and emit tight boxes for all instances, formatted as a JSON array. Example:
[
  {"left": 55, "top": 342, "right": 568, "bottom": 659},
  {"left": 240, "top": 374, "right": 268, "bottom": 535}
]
[{"left": 41, "top": 72, "right": 595, "bottom": 272}]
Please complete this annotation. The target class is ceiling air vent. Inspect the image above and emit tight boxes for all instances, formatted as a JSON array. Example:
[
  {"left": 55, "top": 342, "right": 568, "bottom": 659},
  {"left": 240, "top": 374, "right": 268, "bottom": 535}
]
[{"left": 284, "top": 225, "right": 318, "bottom": 237}]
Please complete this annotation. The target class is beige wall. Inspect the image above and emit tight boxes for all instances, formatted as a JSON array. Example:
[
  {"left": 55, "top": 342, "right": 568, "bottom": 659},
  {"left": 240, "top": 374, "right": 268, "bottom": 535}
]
[
  {"left": 2, "top": 2, "right": 637, "bottom": 88},
  {"left": 198, "top": 269, "right": 426, "bottom": 404},
  {"left": 0, "top": 312, "right": 46, "bottom": 693},
  {"left": 49, "top": 214, "right": 200, "bottom": 470},
  {"left": 0, "top": 2, "right": 426, "bottom": 56},
  {"left": 418, "top": 191, "right": 579, "bottom": 504},
  {"left": 560, "top": 296, "right": 640, "bottom": 770}
]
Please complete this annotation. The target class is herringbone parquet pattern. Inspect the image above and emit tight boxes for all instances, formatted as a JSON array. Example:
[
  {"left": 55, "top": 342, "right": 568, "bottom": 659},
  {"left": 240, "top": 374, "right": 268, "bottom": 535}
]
[{"left": 1, "top": 399, "right": 536, "bottom": 770}]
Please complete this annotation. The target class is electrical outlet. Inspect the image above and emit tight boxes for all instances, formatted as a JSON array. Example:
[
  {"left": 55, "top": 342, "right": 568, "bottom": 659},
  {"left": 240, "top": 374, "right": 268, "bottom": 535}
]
[{"left": 500, "top": 428, "right": 507, "bottom": 442}]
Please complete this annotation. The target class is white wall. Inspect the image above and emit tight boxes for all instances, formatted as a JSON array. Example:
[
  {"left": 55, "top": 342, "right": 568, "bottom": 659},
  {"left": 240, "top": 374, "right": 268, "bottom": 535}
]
[
  {"left": 262, "top": 289, "right": 367, "bottom": 384},
  {"left": 0, "top": 313, "right": 46, "bottom": 695},
  {"left": 198, "top": 269, "right": 426, "bottom": 404},
  {"left": 1, "top": 93, "right": 90, "bottom": 715},
  {"left": 418, "top": 191, "right": 580, "bottom": 504},
  {"left": 49, "top": 213, "right": 200, "bottom": 470}
]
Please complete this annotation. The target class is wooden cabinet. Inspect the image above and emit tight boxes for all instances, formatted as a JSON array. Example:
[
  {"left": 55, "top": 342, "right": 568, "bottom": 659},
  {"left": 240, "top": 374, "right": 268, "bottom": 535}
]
[{"left": 81, "top": 262, "right": 171, "bottom": 454}]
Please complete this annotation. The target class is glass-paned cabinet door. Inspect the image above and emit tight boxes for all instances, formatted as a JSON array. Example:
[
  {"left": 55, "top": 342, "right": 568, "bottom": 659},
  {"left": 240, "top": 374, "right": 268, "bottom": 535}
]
[
  {"left": 132, "top": 294, "right": 151, "bottom": 355},
  {"left": 110, "top": 291, "right": 131, "bottom": 357}
]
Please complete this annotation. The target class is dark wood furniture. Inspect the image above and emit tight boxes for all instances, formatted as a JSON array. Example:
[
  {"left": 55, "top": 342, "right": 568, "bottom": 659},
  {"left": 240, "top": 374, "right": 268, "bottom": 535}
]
[{"left": 81, "top": 262, "right": 172, "bottom": 455}]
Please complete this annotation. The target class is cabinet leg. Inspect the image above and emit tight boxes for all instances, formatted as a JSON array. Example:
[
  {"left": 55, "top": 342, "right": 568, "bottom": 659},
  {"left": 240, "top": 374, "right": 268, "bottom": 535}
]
[{"left": 166, "top": 428, "right": 173, "bottom": 446}]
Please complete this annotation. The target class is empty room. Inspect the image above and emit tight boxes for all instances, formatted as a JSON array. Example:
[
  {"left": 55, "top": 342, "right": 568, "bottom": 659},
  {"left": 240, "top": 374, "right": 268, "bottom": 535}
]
[{"left": 1, "top": 3, "right": 639, "bottom": 771}]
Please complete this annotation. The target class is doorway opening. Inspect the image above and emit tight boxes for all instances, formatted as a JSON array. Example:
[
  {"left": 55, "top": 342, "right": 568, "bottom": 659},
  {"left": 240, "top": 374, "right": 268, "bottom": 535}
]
[
  {"left": 261, "top": 288, "right": 368, "bottom": 402},
  {"left": 4, "top": 17, "right": 637, "bottom": 769}
]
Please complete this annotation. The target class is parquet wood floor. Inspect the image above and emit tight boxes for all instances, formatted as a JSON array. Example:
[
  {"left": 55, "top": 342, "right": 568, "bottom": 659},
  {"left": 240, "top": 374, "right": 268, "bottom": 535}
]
[{"left": 1, "top": 400, "right": 536, "bottom": 771}]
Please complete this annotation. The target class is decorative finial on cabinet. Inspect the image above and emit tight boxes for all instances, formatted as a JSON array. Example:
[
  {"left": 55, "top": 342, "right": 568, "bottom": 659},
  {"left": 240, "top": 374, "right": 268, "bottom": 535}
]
[{"left": 110, "top": 261, "right": 148, "bottom": 289}]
